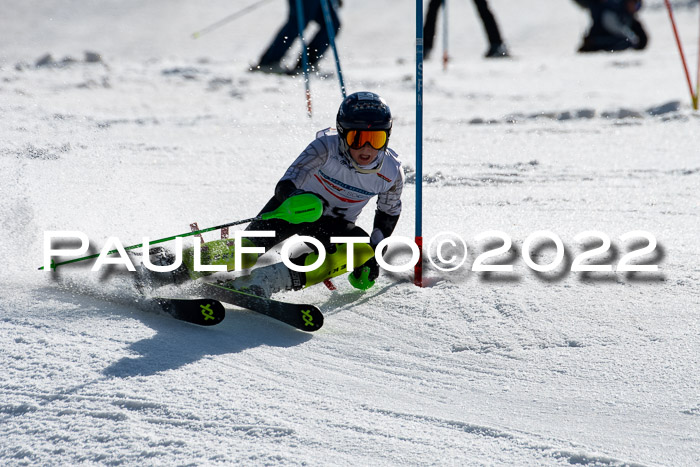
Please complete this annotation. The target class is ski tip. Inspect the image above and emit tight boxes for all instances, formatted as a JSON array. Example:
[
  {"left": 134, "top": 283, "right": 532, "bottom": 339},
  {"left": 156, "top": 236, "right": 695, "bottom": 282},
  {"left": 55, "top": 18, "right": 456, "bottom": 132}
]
[
  {"left": 299, "top": 306, "right": 323, "bottom": 332},
  {"left": 200, "top": 299, "right": 226, "bottom": 325},
  {"left": 156, "top": 297, "right": 226, "bottom": 326}
]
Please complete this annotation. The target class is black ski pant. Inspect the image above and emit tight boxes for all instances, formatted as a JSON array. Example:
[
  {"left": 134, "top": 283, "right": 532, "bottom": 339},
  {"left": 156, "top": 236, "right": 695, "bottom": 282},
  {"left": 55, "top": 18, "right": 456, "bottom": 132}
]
[
  {"left": 259, "top": 0, "right": 340, "bottom": 67},
  {"left": 423, "top": 0, "right": 504, "bottom": 55}
]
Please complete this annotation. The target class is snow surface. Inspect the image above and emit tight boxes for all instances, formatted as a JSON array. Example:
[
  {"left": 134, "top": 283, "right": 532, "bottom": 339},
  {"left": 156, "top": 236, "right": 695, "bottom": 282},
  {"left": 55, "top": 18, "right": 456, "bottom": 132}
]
[{"left": 1, "top": 0, "right": 699, "bottom": 465}]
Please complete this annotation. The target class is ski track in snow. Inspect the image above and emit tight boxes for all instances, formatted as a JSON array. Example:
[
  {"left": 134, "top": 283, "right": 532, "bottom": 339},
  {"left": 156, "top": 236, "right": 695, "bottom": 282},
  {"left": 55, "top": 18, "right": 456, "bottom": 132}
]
[{"left": 1, "top": 0, "right": 700, "bottom": 465}]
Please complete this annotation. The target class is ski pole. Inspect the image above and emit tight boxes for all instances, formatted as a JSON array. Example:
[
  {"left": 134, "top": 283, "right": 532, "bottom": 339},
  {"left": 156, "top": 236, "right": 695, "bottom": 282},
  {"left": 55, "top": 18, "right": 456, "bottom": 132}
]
[
  {"left": 295, "top": 0, "right": 313, "bottom": 117},
  {"left": 191, "top": 0, "right": 275, "bottom": 39},
  {"left": 696, "top": 6, "right": 699, "bottom": 110},
  {"left": 319, "top": 0, "right": 346, "bottom": 98},
  {"left": 663, "top": 0, "right": 697, "bottom": 109},
  {"left": 442, "top": 0, "right": 449, "bottom": 71},
  {"left": 39, "top": 193, "right": 323, "bottom": 270}
]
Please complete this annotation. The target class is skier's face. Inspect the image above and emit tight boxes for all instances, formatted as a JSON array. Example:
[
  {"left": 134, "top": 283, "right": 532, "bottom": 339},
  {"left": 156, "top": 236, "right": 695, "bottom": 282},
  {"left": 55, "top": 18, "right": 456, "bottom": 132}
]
[{"left": 348, "top": 143, "right": 379, "bottom": 166}]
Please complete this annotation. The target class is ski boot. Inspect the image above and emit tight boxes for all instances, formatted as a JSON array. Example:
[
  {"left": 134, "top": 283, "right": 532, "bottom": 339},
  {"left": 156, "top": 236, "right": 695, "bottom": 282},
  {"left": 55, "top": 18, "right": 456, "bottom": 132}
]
[
  {"left": 221, "top": 262, "right": 302, "bottom": 298},
  {"left": 485, "top": 43, "right": 509, "bottom": 58},
  {"left": 182, "top": 238, "right": 259, "bottom": 280},
  {"left": 221, "top": 241, "right": 376, "bottom": 298},
  {"left": 133, "top": 247, "right": 190, "bottom": 292}
]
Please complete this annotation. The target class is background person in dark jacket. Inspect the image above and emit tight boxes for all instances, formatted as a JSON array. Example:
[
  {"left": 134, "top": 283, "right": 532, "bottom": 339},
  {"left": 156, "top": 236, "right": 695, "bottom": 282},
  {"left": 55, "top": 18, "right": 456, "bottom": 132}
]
[
  {"left": 424, "top": 0, "right": 509, "bottom": 59},
  {"left": 575, "top": 0, "right": 648, "bottom": 52},
  {"left": 254, "top": 0, "right": 341, "bottom": 74}
]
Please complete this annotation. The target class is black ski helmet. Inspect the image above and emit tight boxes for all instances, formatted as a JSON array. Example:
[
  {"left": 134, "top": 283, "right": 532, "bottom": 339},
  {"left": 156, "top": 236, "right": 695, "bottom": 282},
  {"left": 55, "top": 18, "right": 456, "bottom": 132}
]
[{"left": 336, "top": 92, "right": 392, "bottom": 156}]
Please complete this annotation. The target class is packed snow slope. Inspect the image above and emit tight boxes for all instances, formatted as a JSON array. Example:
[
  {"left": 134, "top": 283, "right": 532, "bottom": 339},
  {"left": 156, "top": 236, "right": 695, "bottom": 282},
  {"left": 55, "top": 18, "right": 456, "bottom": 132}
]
[{"left": 1, "top": 0, "right": 699, "bottom": 465}]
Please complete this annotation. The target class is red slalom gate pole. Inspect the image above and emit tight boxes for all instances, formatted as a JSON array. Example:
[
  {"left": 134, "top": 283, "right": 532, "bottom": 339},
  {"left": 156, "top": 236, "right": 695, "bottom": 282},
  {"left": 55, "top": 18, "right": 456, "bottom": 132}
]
[
  {"left": 414, "top": 236, "right": 424, "bottom": 287},
  {"left": 663, "top": 0, "right": 697, "bottom": 109}
]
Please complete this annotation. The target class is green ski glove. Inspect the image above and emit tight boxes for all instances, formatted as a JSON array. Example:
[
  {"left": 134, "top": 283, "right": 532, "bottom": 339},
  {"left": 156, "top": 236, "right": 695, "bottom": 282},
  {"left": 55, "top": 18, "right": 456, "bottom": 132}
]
[{"left": 348, "top": 258, "right": 379, "bottom": 290}]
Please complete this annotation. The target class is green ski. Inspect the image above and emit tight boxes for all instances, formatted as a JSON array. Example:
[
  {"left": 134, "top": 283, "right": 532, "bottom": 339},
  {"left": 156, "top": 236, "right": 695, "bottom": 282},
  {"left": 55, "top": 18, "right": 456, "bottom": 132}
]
[
  {"left": 152, "top": 297, "right": 226, "bottom": 326},
  {"left": 201, "top": 282, "right": 323, "bottom": 332}
]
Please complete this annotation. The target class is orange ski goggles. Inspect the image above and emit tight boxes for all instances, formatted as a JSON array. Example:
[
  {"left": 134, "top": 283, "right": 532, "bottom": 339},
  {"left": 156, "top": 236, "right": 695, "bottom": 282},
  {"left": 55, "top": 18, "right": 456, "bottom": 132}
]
[{"left": 344, "top": 130, "right": 388, "bottom": 150}]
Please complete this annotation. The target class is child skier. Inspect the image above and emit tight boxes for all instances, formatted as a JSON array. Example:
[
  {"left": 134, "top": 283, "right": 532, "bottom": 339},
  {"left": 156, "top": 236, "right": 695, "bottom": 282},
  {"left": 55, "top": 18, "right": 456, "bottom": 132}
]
[{"left": 144, "top": 91, "right": 404, "bottom": 298}]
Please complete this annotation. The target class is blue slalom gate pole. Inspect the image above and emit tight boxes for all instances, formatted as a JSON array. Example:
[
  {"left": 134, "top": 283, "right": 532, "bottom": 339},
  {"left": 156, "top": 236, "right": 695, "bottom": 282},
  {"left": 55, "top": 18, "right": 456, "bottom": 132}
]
[
  {"left": 319, "top": 0, "right": 346, "bottom": 98},
  {"left": 295, "top": 0, "right": 313, "bottom": 117},
  {"left": 415, "top": 0, "right": 424, "bottom": 287}
]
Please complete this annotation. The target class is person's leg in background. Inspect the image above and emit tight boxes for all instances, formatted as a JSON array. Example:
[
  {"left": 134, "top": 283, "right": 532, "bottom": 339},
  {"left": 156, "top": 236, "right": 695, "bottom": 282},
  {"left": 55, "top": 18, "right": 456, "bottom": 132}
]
[{"left": 472, "top": 0, "right": 509, "bottom": 57}]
